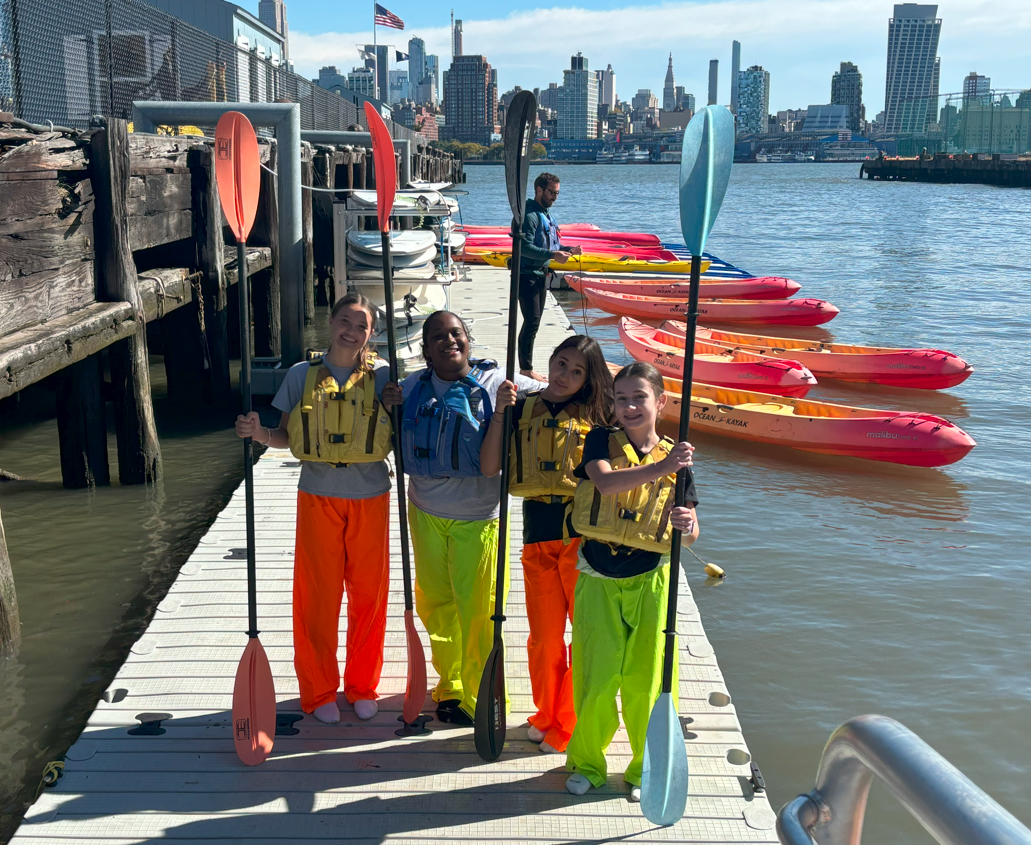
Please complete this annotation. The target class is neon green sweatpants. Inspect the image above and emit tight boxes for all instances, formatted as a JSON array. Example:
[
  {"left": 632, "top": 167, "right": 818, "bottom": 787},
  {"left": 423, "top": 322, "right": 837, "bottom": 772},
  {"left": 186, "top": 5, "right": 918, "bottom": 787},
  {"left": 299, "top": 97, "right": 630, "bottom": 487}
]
[
  {"left": 409, "top": 503, "right": 509, "bottom": 718},
  {"left": 565, "top": 561, "right": 677, "bottom": 787}
]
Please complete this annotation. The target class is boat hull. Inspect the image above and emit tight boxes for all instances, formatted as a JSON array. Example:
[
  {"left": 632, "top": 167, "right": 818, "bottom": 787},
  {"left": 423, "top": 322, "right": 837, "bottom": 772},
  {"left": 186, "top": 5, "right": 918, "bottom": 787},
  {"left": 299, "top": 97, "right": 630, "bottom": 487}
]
[
  {"left": 583, "top": 286, "right": 840, "bottom": 326},
  {"left": 567, "top": 273, "right": 801, "bottom": 301}
]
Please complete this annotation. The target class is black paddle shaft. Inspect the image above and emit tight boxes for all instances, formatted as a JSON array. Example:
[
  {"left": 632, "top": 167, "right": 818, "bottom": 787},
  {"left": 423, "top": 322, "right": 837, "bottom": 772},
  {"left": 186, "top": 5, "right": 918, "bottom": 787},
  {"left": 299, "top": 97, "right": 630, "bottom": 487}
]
[
  {"left": 238, "top": 240, "right": 259, "bottom": 640},
  {"left": 660, "top": 253, "right": 702, "bottom": 692},
  {"left": 380, "top": 233, "right": 416, "bottom": 613}
]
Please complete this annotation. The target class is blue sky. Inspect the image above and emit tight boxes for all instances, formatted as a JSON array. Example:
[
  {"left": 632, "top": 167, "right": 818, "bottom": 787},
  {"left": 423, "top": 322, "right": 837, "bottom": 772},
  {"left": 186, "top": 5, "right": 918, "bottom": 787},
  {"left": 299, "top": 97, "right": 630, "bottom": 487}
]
[{"left": 276, "top": 0, "right": 1030, "bottom": 115}]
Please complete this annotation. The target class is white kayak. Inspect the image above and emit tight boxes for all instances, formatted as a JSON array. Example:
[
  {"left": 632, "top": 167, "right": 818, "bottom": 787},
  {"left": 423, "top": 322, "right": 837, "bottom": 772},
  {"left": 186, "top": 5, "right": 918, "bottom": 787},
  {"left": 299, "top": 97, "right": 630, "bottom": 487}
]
[
  {"left": 408, "top": 179, "right": 452, "bottom": 191},
  {"left": 351, "top": 190, "right": 458, "bottom": 214},
  {"left": 347, "top": 229, "right": 437, "bottom": 255},
  {"left": 347, "top": 263, "right": 442, "bottom": 281}
]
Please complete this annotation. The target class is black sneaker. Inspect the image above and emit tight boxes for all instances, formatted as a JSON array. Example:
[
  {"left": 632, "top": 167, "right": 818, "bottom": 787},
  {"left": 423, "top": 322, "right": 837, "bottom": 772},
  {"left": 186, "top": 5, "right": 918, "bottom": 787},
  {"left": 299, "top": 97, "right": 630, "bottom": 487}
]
[{"left": 436, "top": 699, "right": 473, "bottom": 726}]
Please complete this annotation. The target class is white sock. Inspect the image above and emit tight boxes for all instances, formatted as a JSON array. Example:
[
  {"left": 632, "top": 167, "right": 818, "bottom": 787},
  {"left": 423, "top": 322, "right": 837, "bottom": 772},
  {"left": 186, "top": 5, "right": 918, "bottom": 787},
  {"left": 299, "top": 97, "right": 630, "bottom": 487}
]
[
  {"left": 313, "top": 701, "right": 340, "bottom": 724},
  {"left": 539, "top": 741, "right": 561, "bottom": 754},
  {"left": 527, "top": 725, "right": 546, "bottom": 743},
  {"left": 566, "top": 774, "right": 592, "bottom": 795},
  {"left": 353, "top": 699, "right": 379, "bottom": 720},
  {"left": 629, "top": 786, "right": 642, "bottom": 803}
]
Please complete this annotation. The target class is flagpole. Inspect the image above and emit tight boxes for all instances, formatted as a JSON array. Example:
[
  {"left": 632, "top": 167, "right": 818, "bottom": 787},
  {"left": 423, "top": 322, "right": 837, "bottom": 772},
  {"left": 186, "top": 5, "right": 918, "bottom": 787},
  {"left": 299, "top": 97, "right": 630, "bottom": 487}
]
[{"left": 373, "top": 0, "right": 378, "bottom": 100}]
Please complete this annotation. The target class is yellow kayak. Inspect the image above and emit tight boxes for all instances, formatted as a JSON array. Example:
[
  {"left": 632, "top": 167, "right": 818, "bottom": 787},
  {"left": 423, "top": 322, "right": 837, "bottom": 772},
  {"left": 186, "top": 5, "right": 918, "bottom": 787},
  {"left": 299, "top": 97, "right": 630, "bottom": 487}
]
[{"left": 479, "top": 251, "right": 710, "bottom": 275}]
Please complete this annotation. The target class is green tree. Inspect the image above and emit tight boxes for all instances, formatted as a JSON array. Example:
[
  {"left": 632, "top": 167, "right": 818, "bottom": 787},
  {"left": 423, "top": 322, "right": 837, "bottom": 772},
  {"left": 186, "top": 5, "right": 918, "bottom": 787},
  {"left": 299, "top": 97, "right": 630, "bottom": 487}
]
[{"left": 531, "top": 143, "right": 547, "bottom": 160}]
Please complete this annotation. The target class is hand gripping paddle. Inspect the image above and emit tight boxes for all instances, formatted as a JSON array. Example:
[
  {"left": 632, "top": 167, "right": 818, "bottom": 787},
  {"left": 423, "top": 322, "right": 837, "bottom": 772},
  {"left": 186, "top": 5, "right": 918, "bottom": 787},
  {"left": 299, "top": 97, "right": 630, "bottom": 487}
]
[
  {"left": 640, "top": 105, "right": 734, "bottom": 824},
  {"left": 364, "top": 101, "right": 429, "bottom": 728},
  {"left": 474, "top": 89, "right": 538, "bottom": 762},
  {"left": 215, "top": 111, "right": 276, "bottom": 766}
]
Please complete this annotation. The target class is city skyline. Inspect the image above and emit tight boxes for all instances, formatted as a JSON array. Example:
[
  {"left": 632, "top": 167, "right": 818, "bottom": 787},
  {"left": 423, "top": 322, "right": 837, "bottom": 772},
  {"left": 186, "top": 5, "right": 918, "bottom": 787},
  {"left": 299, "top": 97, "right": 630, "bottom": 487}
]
[{"left": 285, "top": 0, "right": 1030, "bottom": 115}]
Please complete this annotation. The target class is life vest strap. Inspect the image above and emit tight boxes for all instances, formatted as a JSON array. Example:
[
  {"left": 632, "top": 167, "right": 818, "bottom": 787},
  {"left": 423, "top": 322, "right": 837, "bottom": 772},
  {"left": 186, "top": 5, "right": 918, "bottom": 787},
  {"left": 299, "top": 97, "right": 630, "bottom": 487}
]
[
  {"left": 539, "top": 461, "right": 560, "bottom": 471},
  {"left": 618, "top": 508, "right": 643, "bottom": 522}
]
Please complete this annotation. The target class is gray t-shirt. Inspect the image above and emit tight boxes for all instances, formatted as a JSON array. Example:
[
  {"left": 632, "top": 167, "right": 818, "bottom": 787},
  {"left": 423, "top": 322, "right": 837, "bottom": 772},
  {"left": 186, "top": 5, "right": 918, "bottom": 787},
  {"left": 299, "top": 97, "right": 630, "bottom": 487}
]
[
  {"left": 272, "top": 358, "right": 392, "bottom": 501},
  {"left": 400, "top": 365, "right": 546, "bottom": 521}
]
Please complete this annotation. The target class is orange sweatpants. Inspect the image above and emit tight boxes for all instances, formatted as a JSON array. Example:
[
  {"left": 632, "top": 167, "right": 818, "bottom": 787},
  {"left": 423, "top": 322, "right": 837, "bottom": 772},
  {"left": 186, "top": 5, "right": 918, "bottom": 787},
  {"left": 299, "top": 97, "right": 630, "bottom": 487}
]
[
  {"left": 523, "top": 537, "right": 581, "bottom": 751},
  {"left": 293, "top": 490, "right": 390, "bottom": 712}
]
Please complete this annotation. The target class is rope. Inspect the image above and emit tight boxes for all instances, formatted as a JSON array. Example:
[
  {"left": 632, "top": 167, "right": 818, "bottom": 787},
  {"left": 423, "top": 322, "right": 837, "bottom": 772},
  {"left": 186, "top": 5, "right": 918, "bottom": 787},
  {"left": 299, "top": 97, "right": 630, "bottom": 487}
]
[
  {"left": 685, "top": 544, "right": 725, "bottom": 578},
  {"left": 36, "top": 761, "right": 64, "bottom": 797}
]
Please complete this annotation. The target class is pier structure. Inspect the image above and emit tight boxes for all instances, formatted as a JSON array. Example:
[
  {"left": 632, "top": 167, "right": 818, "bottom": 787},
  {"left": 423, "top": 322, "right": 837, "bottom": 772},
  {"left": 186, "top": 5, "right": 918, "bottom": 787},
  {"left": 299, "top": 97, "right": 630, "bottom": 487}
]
[
  {"left": 11, "top": 267, "right": 779, "bottom": 843},
  {"left": 861, "top": 153, "right": 1031, "bottom": 187}
]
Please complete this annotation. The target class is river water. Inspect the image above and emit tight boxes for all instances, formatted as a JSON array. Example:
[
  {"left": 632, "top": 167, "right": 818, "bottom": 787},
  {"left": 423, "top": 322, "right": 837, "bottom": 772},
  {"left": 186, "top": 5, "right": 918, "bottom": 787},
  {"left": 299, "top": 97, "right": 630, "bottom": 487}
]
[{"left": 0, "top": 162, "right": 1027, "bottom": 842}]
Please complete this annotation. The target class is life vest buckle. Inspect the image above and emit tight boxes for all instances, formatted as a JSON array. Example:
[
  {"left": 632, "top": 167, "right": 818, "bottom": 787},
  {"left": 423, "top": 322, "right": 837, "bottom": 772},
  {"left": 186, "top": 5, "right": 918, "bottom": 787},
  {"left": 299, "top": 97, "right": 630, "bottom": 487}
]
[
  {"left": 415, "top": 447, "right": 432, "bottom": 459},
  {"left": 541, "top": 418, "right": 560, "bottom": 428},
  {"left": 618, "top": 508, "right": 642, "bottom": 522},
  {"left": 418, "top": 406, "right": 441, "bottom": 418},
  {"left": 539, "top": 461, "right": 559, "bottom": 471},
  {"left": 327, "top": 434, "right": 349, "bottom": 444}
]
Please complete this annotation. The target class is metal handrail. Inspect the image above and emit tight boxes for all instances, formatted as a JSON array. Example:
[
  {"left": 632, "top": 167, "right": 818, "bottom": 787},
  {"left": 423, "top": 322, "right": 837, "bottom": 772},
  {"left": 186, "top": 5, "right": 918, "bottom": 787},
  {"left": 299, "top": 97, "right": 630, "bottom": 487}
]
[{"left": 777, "top": 715, "right": 1031, "bottom": 845}]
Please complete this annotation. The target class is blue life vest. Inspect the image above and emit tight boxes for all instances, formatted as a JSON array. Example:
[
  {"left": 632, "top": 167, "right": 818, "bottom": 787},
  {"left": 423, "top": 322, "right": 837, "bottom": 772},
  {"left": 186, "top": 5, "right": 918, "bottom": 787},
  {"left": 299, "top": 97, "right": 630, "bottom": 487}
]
[
  {"left": 532, "top": 211, "right": 563, "bottom": 253},
  {"left": 402, "top": 360, "right": 497, "bottom": 478}
]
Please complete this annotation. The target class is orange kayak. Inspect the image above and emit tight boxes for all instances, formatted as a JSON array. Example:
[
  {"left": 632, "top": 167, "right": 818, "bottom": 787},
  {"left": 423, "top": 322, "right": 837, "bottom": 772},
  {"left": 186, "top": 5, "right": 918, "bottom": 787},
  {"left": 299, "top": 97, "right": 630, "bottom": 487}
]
[
  {"left": 605, "top": 364, "right": 975, "bottom": 467},
  {"left": 583, "top": 285, "right": 840, "bottom": 326},
  {"left": 567, "top": 272, "right": 801, "bottom": 301},
  {"left": 655, "top": 321, "right": 973, "bottom": 390},
  {"left": 619, "top": 318, "right": 816, "bottom": 397}
]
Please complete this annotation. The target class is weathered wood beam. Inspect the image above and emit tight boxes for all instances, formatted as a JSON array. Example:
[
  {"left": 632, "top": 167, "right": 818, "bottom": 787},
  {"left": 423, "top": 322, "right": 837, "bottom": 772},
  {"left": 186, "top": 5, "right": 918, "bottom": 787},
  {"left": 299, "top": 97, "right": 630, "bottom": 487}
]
[
  {"left": 91, "top": 120, "right": 161, "bottom": 485},
  {"left": 0, "top": 260, "right": 94, "bottom": 337},
  {"left": 55, "top": 355, "right": 111, "bottom": 488},
  {"left": 251, "top": 143, "right": 281, "bottom": 358},
  {"left": 223, "top": 247, "right": 272, "bottom": 285},
  {"left": 128, "top": 209, "right": 193, "bottom": 252},
  {"left": 0, "top": 301, "right": 137, "bottom": 401},
  {"left": 302, "top": 147, "right": 315, "bottom": 325}
]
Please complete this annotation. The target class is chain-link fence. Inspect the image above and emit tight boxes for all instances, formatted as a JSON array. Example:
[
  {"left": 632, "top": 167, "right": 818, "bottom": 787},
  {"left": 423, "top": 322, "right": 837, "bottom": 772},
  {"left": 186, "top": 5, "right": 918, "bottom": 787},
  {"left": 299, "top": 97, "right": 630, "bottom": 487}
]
[
  {"left": 885, "top": 90, "right": 1031, "bottom": 156},
  {"left": 0, "top": 0, "right": 423, "bottom": 142}
]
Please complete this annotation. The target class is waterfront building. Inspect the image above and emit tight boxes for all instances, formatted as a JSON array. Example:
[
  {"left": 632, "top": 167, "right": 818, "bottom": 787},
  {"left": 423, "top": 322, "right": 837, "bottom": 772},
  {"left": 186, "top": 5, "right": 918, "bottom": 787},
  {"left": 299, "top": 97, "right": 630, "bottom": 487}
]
[
  {"left": 958, "top": 99, "right": 1030, "bottom": 154},
  {"left": 558, "top": 53, "right": 598, "bottom": 140},
  {"left": 442, "top": 54, "right": 498, "bottom": 145},
  {"left": 730, "top": 40, "right": 741, "bottom": 114},
  {"left": 599, "top": 64, "right": 617, "bottom": 107},
  {"left": 963, "top": 72, "right": 991, "bottom": 106},
  {"left": 708, "top": 60, "right": 718, "bottom": 105},
  {"left": 363, "top": 44, "right": 392, "bottom": 101},
  {"left": 409, "top": 37, "right": 426, "bottom": 89},
  {"left": 831, "top": 61, "right": 863, "bottom": 132},
  {"left": 737, "top": 65, "right": 769, "bottom": 135},
  {"left": 677, "top": 89, "right": 696, "bottom": 112},
  {"left": 803, "top": 104, "right": 849, "bottom": 132},
  {"left": 538, "top": 83, "right": 561, "bottom": 112},
  {"left": 452, "top": 18, "right": 463, "bottom": 57},
  {"left": 883, "top": 3, "right": 942, "bottom": 135},
  {"left": 258, "top": 0, "right": 289, "bottom": 63},
  {"left": 662, "top": 55, "right": 676, "bottom": 112},
  {"left": 632, "top": 89, "right": 658, "bottom": 111}
]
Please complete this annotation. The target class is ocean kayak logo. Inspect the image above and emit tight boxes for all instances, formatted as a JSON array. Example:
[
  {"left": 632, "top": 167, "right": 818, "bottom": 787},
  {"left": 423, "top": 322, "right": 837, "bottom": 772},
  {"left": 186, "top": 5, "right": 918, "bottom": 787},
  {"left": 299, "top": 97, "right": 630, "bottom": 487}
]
[
  {"left": 694, "top": 410, "right": 749, "bottom": 428},
  {"left": 738, "top": 373, "right": 770, "bottom": 380},
  {"left": 886, "top": 363, "right": 926, "bottom": 369},
  {"left": 867, "top": 431, "right": 918, "bottom": 440}
]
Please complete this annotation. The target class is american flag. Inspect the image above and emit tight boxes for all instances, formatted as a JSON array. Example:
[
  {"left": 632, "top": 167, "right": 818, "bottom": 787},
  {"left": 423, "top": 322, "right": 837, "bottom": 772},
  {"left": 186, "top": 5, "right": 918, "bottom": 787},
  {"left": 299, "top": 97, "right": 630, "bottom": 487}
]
[{"left": 374, "top": 4, "right": 404, "bottom": 29}]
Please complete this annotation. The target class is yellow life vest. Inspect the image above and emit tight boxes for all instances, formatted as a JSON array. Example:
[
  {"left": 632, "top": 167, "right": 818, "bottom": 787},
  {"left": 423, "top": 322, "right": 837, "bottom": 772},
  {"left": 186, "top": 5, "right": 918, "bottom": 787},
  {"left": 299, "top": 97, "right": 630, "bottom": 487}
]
[
  {"left": 286, "top": 357, "right": 393, "bottom": 465},
  {"left": 571, "top": 429, "right": 677, "bottom": 553},
  {"left": 508, "top": 393, "right": 592, "bottom": 501}
]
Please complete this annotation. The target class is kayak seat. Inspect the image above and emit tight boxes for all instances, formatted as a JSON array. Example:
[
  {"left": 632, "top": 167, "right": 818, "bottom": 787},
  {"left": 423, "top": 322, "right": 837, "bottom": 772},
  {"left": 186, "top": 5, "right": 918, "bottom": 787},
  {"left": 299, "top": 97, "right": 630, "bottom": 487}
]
[{"left": 736, "top": 402, "right": 795, "bottom": 415}]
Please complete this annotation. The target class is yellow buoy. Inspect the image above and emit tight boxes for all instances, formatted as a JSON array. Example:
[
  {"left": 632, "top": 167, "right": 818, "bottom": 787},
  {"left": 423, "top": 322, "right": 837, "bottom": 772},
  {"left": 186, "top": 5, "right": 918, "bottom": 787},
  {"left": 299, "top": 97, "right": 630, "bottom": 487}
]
[{"left": 704, "top": 562, "right": 725, "bottom": 579}]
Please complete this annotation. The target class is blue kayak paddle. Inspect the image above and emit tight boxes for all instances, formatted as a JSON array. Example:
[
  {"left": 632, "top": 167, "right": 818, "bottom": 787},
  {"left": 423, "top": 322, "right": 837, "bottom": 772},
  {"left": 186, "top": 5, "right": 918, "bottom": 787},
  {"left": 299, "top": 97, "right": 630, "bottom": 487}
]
[{"left": 640, "top": 105, "right": 735, "bottom": 826}]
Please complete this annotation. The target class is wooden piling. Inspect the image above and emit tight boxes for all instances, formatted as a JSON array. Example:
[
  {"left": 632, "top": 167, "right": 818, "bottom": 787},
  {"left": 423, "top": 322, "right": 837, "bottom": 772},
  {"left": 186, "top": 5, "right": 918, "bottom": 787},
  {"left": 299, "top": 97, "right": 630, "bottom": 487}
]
[
  {"left": 251, "top": 143, "right": 281, "bottom": 358},
  {"left": 311, "top": 148, "right": 335, "bottom": 307},
  {"left": 161, "top": 295, "right": 207, "bottom": 408},
  {"left": 0, "top": 505, "right": 18, "bottom": 652},
  {"left": 55, "top": 355, "right": 111, "bottom": 488},
  {"left": 189, "top": 145, "right": 231, "bottom": 405},
  {"left": 301, "top": 144, "right": 315, "bottom": 326},
  {"left": 90, "top": 120, "right": 161, "bottom": 485}
]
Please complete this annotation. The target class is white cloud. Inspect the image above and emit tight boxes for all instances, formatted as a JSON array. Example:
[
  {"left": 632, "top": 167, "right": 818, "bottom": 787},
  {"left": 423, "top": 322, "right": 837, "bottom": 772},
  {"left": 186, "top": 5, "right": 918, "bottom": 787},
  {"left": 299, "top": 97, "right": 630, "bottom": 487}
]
[{"left": 291, "top": 0, "right": 1031, "bottom": 113}]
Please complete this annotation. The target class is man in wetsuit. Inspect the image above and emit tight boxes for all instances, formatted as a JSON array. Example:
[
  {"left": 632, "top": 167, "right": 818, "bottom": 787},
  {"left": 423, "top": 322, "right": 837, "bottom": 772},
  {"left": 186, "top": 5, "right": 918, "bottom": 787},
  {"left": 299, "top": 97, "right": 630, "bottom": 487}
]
[{"left": 517, "top": 173, "right": 582, "bottom": 380}]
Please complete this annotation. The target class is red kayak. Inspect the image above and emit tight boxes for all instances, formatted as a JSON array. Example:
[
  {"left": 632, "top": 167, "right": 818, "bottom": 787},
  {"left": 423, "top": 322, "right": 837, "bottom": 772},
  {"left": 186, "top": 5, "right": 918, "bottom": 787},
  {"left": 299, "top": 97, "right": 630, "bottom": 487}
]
[
  {"left": 566, "top": 273, "right": 801, "bottom": 301},
  {"left": 619, "top": 318, "right": 816, "bottom": 397},
  {"left": 460, "top": 224, "right": 662, "bottom": 247},
  {"left": 581, "top": 285, "right": 840, "bottom": 326},
  {"left": 463, "top": 237, "right": 674, "bottom": 261},
  {"left": 655, "top": 322, "right": 974, "bottom": 390}
]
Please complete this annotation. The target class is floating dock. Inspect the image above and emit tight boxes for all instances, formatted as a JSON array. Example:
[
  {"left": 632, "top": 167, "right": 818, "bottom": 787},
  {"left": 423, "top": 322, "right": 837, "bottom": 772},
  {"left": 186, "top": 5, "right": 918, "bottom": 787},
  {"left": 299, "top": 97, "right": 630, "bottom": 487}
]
[
  {"left": 13, "top": 268, "right": 778, "bottom": 844},
  {"left": 861, "top": 153, "right": 1031, "bottom": 188}
]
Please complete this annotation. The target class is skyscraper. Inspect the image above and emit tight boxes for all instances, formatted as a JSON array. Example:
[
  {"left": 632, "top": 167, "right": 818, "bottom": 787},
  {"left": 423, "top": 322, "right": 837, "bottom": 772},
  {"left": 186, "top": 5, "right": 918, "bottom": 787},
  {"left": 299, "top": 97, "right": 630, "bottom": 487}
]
[
  {"left": 452, "top": 17, "right": 463, "bottom": 58},
  {"left": 831, "top": 61, "right": 864, "bottom": 132},
  {"left": 363, "top": 44, "right": 391, "bottom": 102},
  {"left": 883, "top": 3, "right": 942, "bottom": 135},
  {"left": 737, "top": 65, "right": 770, "bottom": 135},
  {"left": 409, "top": 36, "right": 426, "bottom": 90},
  {"left": 259, "top": 0, "right": 290, "bottom": 63},
  {"left": 708, "top": 60, "right": 718, "bottom": 105},
  {"left": 962, "top": 71, "right": 991, "bottom": 106},
  {"left": 442, "top": 54, "right": 497, "bottom": 145},
  {"left": 599, "top": 64, "right": 616, "bottom": 107},
  {"left": 558, "top": 53, "right": 598, "bottom": 140},
  {"left": 730, "top": 41, "right": 741, "bottom": 113},
  {"left": 662, "top": 55, "right": 676, "bottom": 111}
]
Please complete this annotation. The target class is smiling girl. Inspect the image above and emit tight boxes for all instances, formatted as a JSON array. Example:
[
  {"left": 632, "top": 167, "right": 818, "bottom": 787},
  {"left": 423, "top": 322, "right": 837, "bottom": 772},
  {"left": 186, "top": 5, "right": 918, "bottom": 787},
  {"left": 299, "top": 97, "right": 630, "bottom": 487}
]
[
  {"left": 563, "top": 361, "right": 699, "bottom": 800},
  {"left": 399, "top": 310, "right": 545, "bottom": 726},
  {"left": 481, "top": 335, "right": 614, "bottom": 754},
  {"left": 236, "top": 292, "right": 400, "bottom": 725}
]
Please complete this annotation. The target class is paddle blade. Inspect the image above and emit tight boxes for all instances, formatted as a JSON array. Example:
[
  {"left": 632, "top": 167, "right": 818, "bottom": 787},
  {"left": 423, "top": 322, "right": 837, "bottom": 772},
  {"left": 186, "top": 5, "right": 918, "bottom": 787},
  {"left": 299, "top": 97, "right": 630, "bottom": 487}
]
[
  {"left": 402, "top": 608, "right": 428, "bottom": 724},
  {"left": 232, "top": 637, "right": 276, "bottom": 766},
  {"left": 641, "top": 692, "right": 689, "bottom": 825},
  {"left": 214, "top": 112, "right": 260, "bottom": 243},
  {"left": 364, "top": 102, "right": 397, "bottom": 233},
  {"left": 503, "top": 90, "right": 538, "bottom": 226},
  {"left": 474, "top": 643, "right": 506, "bottom": 762},
  {"left": 679, "top": 105, "right": 735, "bottom": 256}
]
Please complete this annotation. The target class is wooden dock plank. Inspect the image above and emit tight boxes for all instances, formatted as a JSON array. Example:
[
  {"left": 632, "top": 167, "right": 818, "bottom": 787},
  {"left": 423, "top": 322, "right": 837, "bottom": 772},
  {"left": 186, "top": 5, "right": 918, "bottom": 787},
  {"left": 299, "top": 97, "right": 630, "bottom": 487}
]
[{"left": 13, "top": 267, "right": 777, "bottom": 843}]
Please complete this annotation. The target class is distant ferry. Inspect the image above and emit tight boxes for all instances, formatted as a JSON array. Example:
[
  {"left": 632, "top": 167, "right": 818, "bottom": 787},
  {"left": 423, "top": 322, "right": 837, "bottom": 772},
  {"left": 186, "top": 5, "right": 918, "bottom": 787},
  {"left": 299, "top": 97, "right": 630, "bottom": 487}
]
[
  {"left": 629, "top": 146, "right": 651, "bottom": 163},
  {"left": 612, "top": 149, "right": 628, "bottom": 164},
  {"left": 596, "top": 149, "right": 614, "bottom": 164},
  {"left": 755, "top": 151, "right": 810, "bottom": 163}
]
